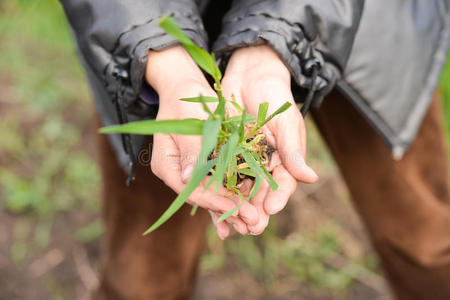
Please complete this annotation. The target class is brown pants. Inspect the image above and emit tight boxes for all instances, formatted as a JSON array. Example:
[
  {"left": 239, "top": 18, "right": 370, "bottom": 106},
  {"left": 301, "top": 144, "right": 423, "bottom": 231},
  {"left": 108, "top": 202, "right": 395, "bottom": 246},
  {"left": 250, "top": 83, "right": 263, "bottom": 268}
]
[{"left": 93, "top": 91, "right": 450, "bottom": 300}]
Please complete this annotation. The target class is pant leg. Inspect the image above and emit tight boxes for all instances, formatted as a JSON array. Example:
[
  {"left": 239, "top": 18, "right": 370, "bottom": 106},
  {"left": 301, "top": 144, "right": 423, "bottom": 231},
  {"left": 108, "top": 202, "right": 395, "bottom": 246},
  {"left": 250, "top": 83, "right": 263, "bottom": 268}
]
[
  {"left": 92, "top": 116, "right": 210, "bottom": 300},
  {"left": 311, "top": 90, "right": 450, "bottom": 300}
]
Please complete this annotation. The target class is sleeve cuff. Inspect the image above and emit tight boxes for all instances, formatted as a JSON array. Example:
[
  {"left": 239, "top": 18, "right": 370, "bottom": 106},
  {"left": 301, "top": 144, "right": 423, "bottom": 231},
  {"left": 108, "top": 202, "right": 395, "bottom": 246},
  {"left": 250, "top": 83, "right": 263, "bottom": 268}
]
[
  {"left": 213, "top": 14, "right": 338, "bottom": 106},
  {"left": 104, "top": 12, "right": 207, "bottom": 117}
]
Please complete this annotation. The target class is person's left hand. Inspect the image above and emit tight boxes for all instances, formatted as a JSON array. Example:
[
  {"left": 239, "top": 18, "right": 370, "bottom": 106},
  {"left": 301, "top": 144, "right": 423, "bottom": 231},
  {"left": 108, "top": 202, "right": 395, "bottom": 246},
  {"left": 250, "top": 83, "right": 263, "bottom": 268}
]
[{"left": 209, "top": 45, "right": 319, "bottom": 236}]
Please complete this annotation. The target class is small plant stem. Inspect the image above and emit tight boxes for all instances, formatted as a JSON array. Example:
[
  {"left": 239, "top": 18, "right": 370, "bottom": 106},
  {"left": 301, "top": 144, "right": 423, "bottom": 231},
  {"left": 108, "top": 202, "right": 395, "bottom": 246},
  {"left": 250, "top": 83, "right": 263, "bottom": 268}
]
[{"left": 214, "top": 78, "right": 224, "bottom": 101}]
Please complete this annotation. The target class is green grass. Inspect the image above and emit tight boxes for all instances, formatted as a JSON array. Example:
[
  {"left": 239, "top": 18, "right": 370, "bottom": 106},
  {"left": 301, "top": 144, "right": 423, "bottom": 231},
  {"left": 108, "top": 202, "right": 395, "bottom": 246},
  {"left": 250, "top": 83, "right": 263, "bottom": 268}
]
[{"left": 0, "top": 0, "right": 100, "bottom": 259}]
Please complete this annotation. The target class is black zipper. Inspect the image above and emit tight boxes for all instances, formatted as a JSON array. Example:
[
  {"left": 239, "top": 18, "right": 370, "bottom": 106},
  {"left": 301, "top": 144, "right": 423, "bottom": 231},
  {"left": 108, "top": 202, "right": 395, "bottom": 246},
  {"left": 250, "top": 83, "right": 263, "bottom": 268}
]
[{"left": 112, "top": 67, "right": 137, "bottom": 186}]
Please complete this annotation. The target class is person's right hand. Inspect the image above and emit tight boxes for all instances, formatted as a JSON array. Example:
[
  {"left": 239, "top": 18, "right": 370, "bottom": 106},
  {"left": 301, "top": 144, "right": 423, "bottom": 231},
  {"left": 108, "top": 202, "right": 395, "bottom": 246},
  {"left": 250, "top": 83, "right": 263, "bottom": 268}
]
[{"left": 146, "top": 46, "right": 259, "bottom": 238}]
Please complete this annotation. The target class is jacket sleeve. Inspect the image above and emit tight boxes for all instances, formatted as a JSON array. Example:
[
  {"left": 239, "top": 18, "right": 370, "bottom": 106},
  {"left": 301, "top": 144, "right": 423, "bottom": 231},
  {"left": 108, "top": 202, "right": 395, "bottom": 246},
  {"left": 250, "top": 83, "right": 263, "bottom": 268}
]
[
  {"left": 212, "top": 0, "right": 365, "bottom": 106},
  {"left": 59, "top": 0, "right": 208, "bottom": 115}
]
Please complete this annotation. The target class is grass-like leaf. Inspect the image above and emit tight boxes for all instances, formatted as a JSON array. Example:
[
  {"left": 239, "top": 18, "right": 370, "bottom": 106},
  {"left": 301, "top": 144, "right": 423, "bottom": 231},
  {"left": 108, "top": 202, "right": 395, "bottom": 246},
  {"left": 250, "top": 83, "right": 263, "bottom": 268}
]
[
  {"left": 143, "top": 159, "right": 217, "bottom": 234},
  {"left": 206, "top": 132, "right": 239, "bottom": 193},
  {"left": 229, "top": 99, "right": 243, "bottom": 113},
  {"left": 247, "top": 101, "right": 293, "bottom": 138},
  {"left": 237, "top": 168, "right": 257, "bottom": 178},
  {"left": 181, "top": 96, "right": 242, "bottom": 112},
  {"left": 257, "top": 102, "right": 269, "bottom": 126},
  {"left": 100, "top": 119, "right": 204, "bottom": 135},
  {"left": 226, "top": 157, "right": 238, "bottom": 189},
  {"left": 248, "top": 176, "right": 263, "bottom": 200},
  {"left": 181, "top": 96, "right": 219, "bottom": 103},
  {"left": 242, "top": 149, "right": 278, "bottom": 190},
  {"left": 199, "top": 118, "right": 222, "bottom": 163},
  {"left": 199, "top": 95, "right": 214, "bottom": 117},
  {"left": 239, "top": 108, "right": 247, "bottom": 142},
  {"left": 160, "top": 16, "right": 221, "bottom": 80},
  {"left": 214, "top": 95, "right": 226, "bottom": 120},
  {"left": 261, "top": 101, "right": 292, "bottom": 128},
  {"left": 226, "top": 114, "right": 256, "bottom": 124},
  {"left": 158, "top": 15, "right": 195, "bottom": 46},
  {"left": 254, "top": 153, "right": 277, "bottom": 189},
  {"left": 218, "top": 189, "right": 245, "bottom": 223}
]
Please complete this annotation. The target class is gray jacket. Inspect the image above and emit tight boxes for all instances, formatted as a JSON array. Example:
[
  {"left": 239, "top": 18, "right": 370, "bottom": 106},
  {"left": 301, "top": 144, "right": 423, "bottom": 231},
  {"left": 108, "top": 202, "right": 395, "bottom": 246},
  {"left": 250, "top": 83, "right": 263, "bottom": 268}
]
[{"left": 60, "top": 0, "right": 450, "bottom": 174}]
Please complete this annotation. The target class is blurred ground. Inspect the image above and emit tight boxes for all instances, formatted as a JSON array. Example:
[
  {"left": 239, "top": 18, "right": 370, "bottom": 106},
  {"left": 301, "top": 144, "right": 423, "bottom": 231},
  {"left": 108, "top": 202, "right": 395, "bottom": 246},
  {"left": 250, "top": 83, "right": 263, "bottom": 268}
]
[{"left": 0, "top": 1, "right": 448, "bottom": 300}]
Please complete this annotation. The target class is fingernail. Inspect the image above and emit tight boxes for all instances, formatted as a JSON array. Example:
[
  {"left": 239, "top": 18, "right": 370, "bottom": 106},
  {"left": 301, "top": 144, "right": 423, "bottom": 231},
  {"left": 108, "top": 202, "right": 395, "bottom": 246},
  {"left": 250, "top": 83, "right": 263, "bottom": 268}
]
[
  {"left": 181, "top": 164, "right": 193, "bottom": 183},
  {"left": 241, "top": 207, "right": 258, "bottom": 226}
]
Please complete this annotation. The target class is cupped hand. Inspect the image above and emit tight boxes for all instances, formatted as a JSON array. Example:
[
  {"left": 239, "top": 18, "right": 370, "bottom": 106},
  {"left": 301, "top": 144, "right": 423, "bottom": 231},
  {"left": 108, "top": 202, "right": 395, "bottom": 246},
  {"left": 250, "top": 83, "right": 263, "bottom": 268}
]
[
  {"left": 220, "top": 45, "right": 319, "bottom": 235},
  {"left": 146, "top": 46, "right": 259, "bottom": 238}
]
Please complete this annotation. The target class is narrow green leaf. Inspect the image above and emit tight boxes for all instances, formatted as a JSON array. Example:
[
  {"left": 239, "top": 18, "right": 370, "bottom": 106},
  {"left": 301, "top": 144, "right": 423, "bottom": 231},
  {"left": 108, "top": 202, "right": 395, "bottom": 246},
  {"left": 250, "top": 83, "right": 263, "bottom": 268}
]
[
  {"left": 214, "top": 96, "right": 226, "bottom": 120},
  {"left": 199, "top": 118, "right": 222, "bottom": 163},
  {"left": 237, "top": 168, "right": 257, "bottom": 178},
  {"left": 239, "top": 108, "right": 247, "bottom": 142},
  {"left": 229, "top": 99, "right": 243, "bottom": 113},
  {"left": 199, "top": 95, "right": 214, "bottom": 117},
  {"left": 234, "top": 147, "right": 245, "bottom": 157},
  {"left": 226, "top": 155, "right": 238, "bottom": 189},
  {"left": 180, "top": 96, "right": 218, "bottom": 103},
  {"left": 242, "top": 150, "right": 278, "bottom": 190},
  {"left": 261, "top": 102, "right": 292, "bottom": 128},
  {"left": 218, "top": 189, "right": 245, "bottom": 222},
  {"left": 160, "top": 16, "right": 219, "bottom": 78},
  {"left": 257, "top": 102, "right": 269, "bottom": 126},
  {"left": 185, "top": 44, "right": 218, "bottom": 77},
  {"left": 223, "top": 119, "right": 238, "bottom": 132},
  {"left": 247, "top": 101, "right": 293, "bottom": 138},
  {"left": 100, "top": 119, "right": 204, "bottom": 135},
  {"left": 206, "top": 132, "right": 239, "bottom": 193},
  {"left": 254, "top": 153, "right": 277, "bottom": 190},
  {"left": 210, "top": 52, "right": 222, "bottom": 80},
  {"left": 181, "top": 96, "right": 243, "bottom": 115},
  {"left": 248, "top": 176, "right": 263, "bottom": 200},
  {"left": 159, "top": 15, "right": 196, "bottom": 46},
  {"left": 190, "top": 203, "right": 199, "bottom": 216},
  {"left": 225, "top": 114, "right": 256, "bottom": 124},
  {"left": 143, "top": 159, "right": 216, "bottom": 234},
  {"left": 226, "top": 160, "right": 238, "bottom": 189}
]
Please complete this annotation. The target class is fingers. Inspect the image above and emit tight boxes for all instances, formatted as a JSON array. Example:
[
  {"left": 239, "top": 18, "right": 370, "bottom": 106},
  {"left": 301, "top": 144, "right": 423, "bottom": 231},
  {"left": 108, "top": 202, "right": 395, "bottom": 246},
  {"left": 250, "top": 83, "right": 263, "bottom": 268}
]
[
  {"left": 200, "top": 178, "right": 259, "bottom": 226},
  {"left": 151, "top": 134, "right": 237, "bottom": 214},
  {"left": 227, "top": 216, "right": 249, "bottom": 235},
  {"left": 274, "top": 116, "right": 318, "bottom": 184},
  {"left": 152, "top": 134, "right": 261, "bottom": 229},
  {"left": 230, "top": 72, "right": 318, "bottom": 184},
  {"left": 247, "top": 180, "right": 271, "bottom": 235},
  {"left": 231, "top": 180, "right": 259, "bottom": 226},
  {"left": 173, "top": 135, "right": 202, "bottom": 184},
  {"left": 264, "top": 164, "right": 298, "bottom": 215},
  {"left": 209, "top": 210, "right": 230, "bottom": 240}
]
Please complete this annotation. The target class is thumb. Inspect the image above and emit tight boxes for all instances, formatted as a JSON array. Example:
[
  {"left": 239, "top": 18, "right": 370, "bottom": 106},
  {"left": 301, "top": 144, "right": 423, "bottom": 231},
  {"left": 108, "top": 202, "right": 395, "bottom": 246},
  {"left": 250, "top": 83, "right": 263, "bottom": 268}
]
[
  {"left": 175, "top": 135, "right": 202, "bottom": 184},
  {"left": 275, "top": 114, "right": 318, "bottom": 183}
]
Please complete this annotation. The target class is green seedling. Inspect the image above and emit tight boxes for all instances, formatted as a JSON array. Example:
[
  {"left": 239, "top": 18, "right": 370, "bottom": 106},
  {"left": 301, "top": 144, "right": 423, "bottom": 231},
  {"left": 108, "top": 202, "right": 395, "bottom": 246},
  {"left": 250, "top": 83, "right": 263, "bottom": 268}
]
[{"left": 100, "top": 16, "right": 292, "bottom": 234}]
